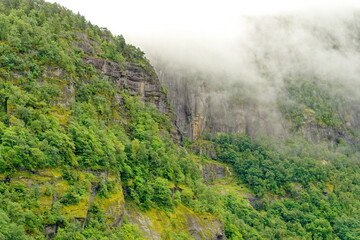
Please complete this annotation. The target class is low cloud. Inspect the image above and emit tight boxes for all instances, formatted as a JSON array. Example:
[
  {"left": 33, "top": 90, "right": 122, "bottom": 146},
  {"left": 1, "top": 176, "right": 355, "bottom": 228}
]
[{"left": 127, "top": 10, "right": 360, "bottom": 137}]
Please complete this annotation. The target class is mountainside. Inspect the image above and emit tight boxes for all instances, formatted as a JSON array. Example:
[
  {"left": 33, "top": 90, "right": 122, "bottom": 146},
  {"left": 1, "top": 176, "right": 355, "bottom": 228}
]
[
  {"left": 151, "top": 14, "right": 360, "bottom": 144},
  {"left": 0, "top": 1, "right": 359, "bottom": 240}
]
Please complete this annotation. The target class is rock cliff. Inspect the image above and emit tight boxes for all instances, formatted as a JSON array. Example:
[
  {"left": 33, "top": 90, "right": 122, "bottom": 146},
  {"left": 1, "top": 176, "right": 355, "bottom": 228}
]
[
  {"left": 75, "top": 34, "right": 171, "bottom": 116},
  {"left": 156, "top": 64, "right": 289, "bottom": 140},
  {"left": 84, "top": 56, "right": 170, "bottom": 114},
  {"left": 155, "top": 61, "right": 359, "bottom": 145},
  {"left": 125, "top": 204, "right": 225, "bottom": 240}
]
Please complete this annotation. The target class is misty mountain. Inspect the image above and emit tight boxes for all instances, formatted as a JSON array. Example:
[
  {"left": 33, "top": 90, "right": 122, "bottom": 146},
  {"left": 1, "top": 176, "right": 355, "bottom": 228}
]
[
  {"left": 0, "top": 1, "right": 359, "bottom": 239},
  {"left": 146, "top": 13, "right": 360, "bottom": 143}
]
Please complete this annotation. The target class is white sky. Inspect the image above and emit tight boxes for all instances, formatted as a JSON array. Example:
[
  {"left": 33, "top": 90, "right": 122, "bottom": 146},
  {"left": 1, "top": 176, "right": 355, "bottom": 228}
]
[{"left": 46, "top": 0, "right": 360, "bottom": 42}]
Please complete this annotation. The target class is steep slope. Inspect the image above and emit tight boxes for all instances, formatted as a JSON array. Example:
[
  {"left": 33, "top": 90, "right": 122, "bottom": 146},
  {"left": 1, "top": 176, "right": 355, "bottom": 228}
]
[
  {"left": 153, "top": 14, "right": 360, "bottom": 145},
  {"left": 0, "top": 0, "right": 223, "bottom": 239},
  {"left": 0, "top": 1, "right": 359, "bottom": 240}
]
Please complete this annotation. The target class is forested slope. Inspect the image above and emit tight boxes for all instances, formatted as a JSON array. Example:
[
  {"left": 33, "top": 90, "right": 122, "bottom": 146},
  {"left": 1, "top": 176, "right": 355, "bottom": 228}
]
[{"left": 0, "top": 1, "right": 359, "bottom": 239}]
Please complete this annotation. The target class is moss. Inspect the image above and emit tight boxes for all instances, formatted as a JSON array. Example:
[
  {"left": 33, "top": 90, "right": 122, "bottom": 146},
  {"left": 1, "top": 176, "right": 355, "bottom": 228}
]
[
  {"left": 95, "top": 188, "right": 125, "bottom": 225},
  {"left": 54, "top": 180, "right": 70, "bottom": 198},
  {"left": 10, "top": 172, "right": 53, "bottom": 188},
  {"left": 208, "top": 170, "right": 253, "bottom": 201},
  {"left": 60, "top": 196, "right": 90, "bottom": 219},
  {"left": 325, "top": 183, "right": 334, "bottom": 192},
  {"left": 197, "top": 157, "right": 225, "bottom": 166},
  {"left": 125, "top": 202, "right": 222, "bottom": 239},
  {"left": 0, "top": 173, "right": 6, "bottom": 181},
  {"left": 38, "top": 192, "right": 53, "bottom": 213},
  {"left": 59, "top": 178, "right": 92, "bottom": 219},
  {"left": 51, "top": 106, "right": 71, "bottom": 127},
  {"left": 38, "top": 168, "right": 63, "bottom": 178}
]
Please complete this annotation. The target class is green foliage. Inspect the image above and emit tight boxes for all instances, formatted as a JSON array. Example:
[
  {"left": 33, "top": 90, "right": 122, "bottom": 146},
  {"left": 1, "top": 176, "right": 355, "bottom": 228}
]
[
  {"left": 280, "top": 78, "right": 345, "bottom": 129},
  {"left": 0, "top": 209, "right": 28, "bottom": 240},
  {"left": 0, "top": 1, "right": 359, "bottom": 240},
  {"left": 60, "top": 186, "right": 83, "bottom": 205},
  {"left": 150, "top": 177, "right": 173, "bottom": 209},
  {"left": 98, "top": 180, "right": 117, "bottom": 198},
  {"left": 0, "top": 1, "right": 202, "bottom": 238},
  {"left": 108, "top": 220, "right": 145, "bottom": 240},
  {"left": 210, "top": 133, "right": 360, "bottom": 239}
]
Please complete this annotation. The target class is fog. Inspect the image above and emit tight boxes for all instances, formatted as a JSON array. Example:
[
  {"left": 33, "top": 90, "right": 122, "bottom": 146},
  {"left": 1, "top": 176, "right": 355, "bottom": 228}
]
[
  {"left": 46, "top": 0, "right": 360, "bottom": 95},
  {"left": 48, "top": 0, "right": 360, "bottom": 138},
  {"left": 139, "top": 12, "right": 360, "bottom": 138},
  {"left": 142, "top": 12, "right": 360, "bottom": 93}
]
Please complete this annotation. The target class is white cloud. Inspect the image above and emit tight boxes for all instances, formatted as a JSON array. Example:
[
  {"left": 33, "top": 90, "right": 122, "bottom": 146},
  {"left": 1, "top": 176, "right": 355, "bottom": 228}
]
[{"left": 47, "top": 0, "right": 360, "bottom": 39}]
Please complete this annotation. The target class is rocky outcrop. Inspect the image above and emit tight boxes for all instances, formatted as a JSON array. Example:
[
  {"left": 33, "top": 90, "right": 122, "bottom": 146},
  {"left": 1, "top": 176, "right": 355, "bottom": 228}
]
[
  {"left": 72, "top": 32, "right": 101, "bottom": 55},
  {"left": 156, "top": 62, "right": 360, "bottom": 146},
  {"left": 301, "top": 123, "right": 346, "bottom": 145},
  {"left": 71, "top": 34, "right": 181, "bottom": 141},
  {"left": 200, "top": 162, "right": 231, "bottom": 183},
  {"left": 43, "top": 224, "right": 57, "bottom": 238},
  {"left": 1, "top": 170, "right": 226, "bottom": 239},
  {"left": 84, "top": 56, "right": 171, "bottom": 115},
  {"left": 190, "top": 140, "right": 217, "bottom": 160},
  {"left": 0, "top": 170, "right": 125, "bottom": 238},
  {"left": 69, "top": 30, "right": 173, "bottom": 118},
  {"left": 155, "top": 63, "right": 289, "bottom": 140},
  {"left": 125, "top": 204, "right": 226, "bottom": 240}
]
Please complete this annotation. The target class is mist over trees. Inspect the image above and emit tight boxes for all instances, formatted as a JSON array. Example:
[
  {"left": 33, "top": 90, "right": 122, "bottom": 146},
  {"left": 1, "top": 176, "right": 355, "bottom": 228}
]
[
  {"left": 0, "top": 0, "right": 359, "bottom": 239},
  {"left": 140, "top": 12, "right": 360, "bottom": 140}
]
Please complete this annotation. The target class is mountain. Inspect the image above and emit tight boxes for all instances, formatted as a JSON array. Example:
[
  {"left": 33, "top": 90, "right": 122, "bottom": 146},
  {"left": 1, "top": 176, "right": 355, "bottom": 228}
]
[
  {"left": 151, "top": 13, "right": 360, "bottom": 144},
  {"left": 0, "top": 1, "right": 359, "bottom": 239}
]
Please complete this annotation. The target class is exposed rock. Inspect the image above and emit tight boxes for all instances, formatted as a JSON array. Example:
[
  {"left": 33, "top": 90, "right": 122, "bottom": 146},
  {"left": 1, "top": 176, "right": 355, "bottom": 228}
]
[
  {"left": 157, "top": 63, "right": 360, "bottom": 146},
  {"left": 84, "top": 55, "right": 181, "bottom": 142},
  {"left": 4, "top": 170, "right": 227, "bottom": 239},
  {"left": 94, "top": 189, "right": 125, "bottom": 227},
  {"left": 190, "top": 140, "right": 217, "bottom": 159},
  {"left": 300, "top": 122, "right": 356, "bottom": 147},
  {"left": 43, "top": 67, "right": 66, "bottom": 78},
  {"left": 43, "top": 224, "right": 57, "bottom": 239},
  {"left": 84, "top": 56, "right": 171, "bottom": 116},
  {"left": 124, "top": 207, "right": 161, "bottom": 239},
  {"left": 61, "top": 81, "right": 75, "bottom": 107},
  {"left": 4, "top": 170, "right": 126, "bottom": 234},
  {"left": 156, "top": 64, "right": 289, "bottom": 140},
  {"left": 70, "top": 32, "right": 172, "bottom": 118},
  {"left": 125, "top": 204, "right": 226, "bottom": 240},
  {"left": 186, "top": 214, "right": 224, "bottom": 240},
  {"left": 239, "top": 192, "right": 262, "bottom": 208},
  {"left": 72, "top": 32, "right": 100, "bottom": 55},
  {"left": 200, "top": 162, "right": 230, "bottom": 183}
]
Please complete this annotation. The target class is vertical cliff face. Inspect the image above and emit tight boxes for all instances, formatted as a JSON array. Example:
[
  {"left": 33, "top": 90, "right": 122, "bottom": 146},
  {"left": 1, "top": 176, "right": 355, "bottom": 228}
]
[
  {"left": 72, "top": 34, "right": 183, "bottom": 143},
  {"left": 68, "top": 32, "right": 171, "bottom": 117},
  {"left": 138, "top": 14, "right": 360, "bottom": 144},
  {"left": 125, "top": 204, "right": 225, "bottom": 240},
  {"left": 157, "top": 64, "right": 289, "bottom": 140},
  {"left": 83, "top": 58, "right": 170, "bottom": 116},
  {"left": 157, "top": 65, "right": 359, "bottom": 144}
]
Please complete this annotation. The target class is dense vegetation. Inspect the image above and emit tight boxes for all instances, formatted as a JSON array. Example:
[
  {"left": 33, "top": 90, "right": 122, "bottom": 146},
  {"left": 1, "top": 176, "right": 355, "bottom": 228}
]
[
  {"left": 210, "top": 134, "right": 360, "bottom": 239},
  {"left": 279, "top": 78, "right": 346, "bottom": 130},
  {"left": 0, "top": 0, "right": 201, "bottom": 238},
  {"left": 0, "top": 0, "right": 359, "bottom": 239}
]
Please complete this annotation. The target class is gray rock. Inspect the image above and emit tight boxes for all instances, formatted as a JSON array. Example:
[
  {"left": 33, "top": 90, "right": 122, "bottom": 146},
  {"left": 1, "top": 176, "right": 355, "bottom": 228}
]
[
  {"left": 200, "top": 162, "right": 231, "bottom": 183},
  {"left": 43, "top": 224, "right": 57, "bottom": 239},
  {"left": 72, "top": 32, "right": 100, "bottom": 55},
  {"left": 124, "top": 204, "right": 226, "bottom": 240},
  {"left": 84, "top": 56, "right": 171, "bottom": 115},
  {"left": 156, "top": 64, "right": 289, "bottom": 140},
  {"left": 84, "top": 54, "right": 181, "bottom": 143}
]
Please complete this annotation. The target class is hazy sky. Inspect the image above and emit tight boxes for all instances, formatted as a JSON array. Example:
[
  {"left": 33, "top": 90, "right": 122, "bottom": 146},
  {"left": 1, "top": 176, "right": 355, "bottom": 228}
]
[
  {"left": 46, "top": 0, "right": 360, "bottom": 135},
  {"left": 46, "top": 0, "right": 360, "bottom": 83},
  {"left": 47, "top": 0, "right": 360, "bottom": 42}
]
